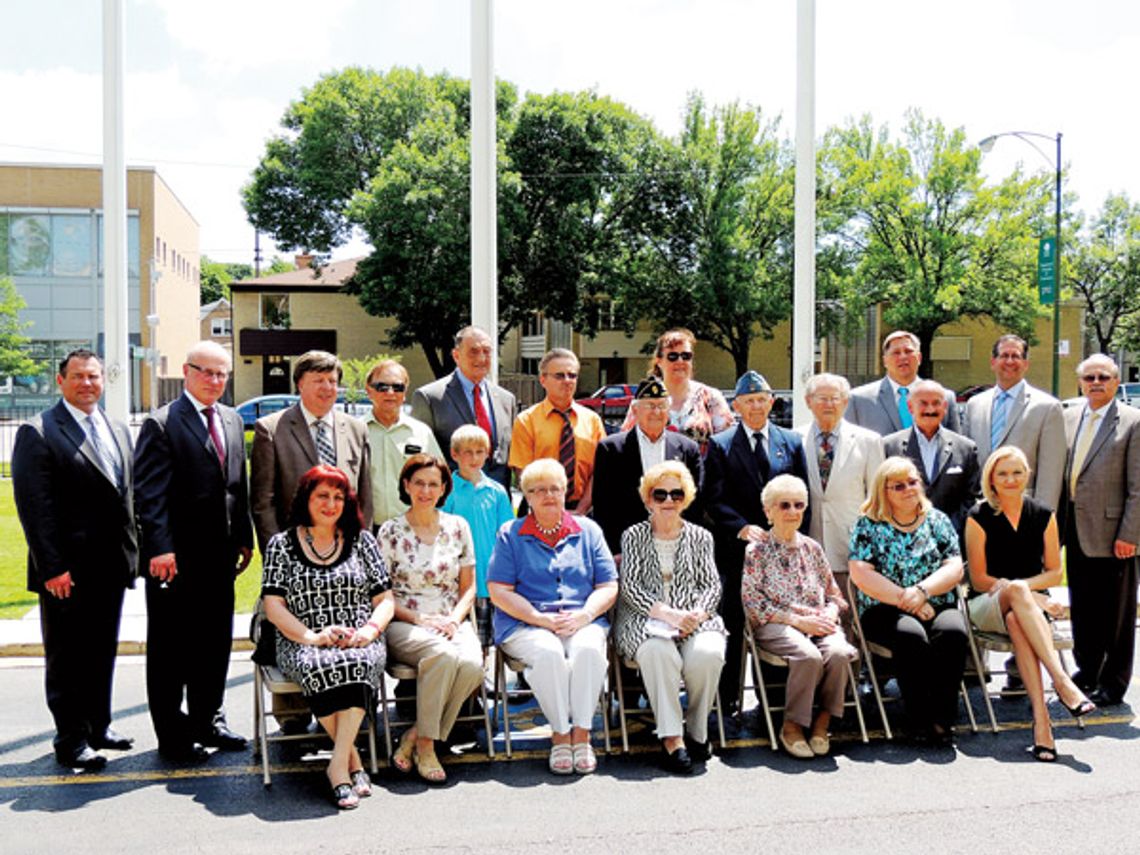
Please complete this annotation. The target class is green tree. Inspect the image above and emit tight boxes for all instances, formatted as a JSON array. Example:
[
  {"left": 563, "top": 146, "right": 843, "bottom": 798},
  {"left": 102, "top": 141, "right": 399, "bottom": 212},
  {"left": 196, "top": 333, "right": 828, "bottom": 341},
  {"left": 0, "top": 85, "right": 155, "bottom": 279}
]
[
  {"left": 339, "top": 353, "right": 395, "bottom": 404},
  {"left": 0, "top": 277, "right": 36, "bottom": 377},
  {"left": 822, "top": 110, "right": 1052, "bottom": 368},
  {"left": 199, "top": 256, "right": 251, "bottom": 304},
  {"left": 1069, "top": 193, "right": 1140, "bottom": 354}
]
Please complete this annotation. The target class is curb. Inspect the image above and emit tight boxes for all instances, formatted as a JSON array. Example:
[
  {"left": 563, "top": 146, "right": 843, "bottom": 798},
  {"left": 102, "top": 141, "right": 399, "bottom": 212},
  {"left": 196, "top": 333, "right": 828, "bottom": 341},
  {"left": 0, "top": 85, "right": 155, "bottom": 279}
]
[{"left": 0, "top": 637, "right": 255, "bottom": 659}]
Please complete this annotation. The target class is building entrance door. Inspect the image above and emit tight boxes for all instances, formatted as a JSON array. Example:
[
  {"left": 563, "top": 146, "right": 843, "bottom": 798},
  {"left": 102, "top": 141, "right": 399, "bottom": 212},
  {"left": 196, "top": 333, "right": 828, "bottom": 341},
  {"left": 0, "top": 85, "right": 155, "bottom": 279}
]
[{"left": 263, "top": 356, "right": 290, "bottom": 394}]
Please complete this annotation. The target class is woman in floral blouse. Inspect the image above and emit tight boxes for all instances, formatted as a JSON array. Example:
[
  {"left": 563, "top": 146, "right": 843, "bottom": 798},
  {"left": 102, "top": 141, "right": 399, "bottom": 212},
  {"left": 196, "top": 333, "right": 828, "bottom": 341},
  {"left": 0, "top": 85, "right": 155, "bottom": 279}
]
[
  {"left": 376, "top": 454, "right": 482, "bottom": 783},
  {"left": 620, "top": 328, "right": 733, "bottom": 454},
  {"left": 849, "top": 456, "right": 967, "bottom": 747},
  {"left": 741, "top": 475, "right": 856, "bottom": 759}
]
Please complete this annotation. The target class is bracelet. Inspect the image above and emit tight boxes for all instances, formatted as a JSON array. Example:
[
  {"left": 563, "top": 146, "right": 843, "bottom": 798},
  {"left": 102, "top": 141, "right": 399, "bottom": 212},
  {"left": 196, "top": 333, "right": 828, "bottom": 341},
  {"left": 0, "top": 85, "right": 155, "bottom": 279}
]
[
  {"left": 915, "top": 583, "right": 929, "bottom": 601},
  {"left": 365, "top": 620, "right": 381, "bottom": 636}
]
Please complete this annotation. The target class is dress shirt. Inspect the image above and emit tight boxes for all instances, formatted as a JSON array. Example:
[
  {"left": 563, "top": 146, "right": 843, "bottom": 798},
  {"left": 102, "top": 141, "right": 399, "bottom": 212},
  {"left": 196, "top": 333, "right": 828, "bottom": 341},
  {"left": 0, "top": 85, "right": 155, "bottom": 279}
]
[
  {"left": 366, "top": 410, "right": 441, "bottom": 524},
  {"left": 62, "top": 400, "right": 122, "bottom": 469},
  {"left": 184, "top": 390, "right": 226, "bottom": 455},
  {"left": 915, "top": 427, "right": 942, "bottom": 482},
  {"left": 454, "top": 370, "right": 498, "bottom": 440},
  {"left": 635, "top": 426, "right": 667, "bottom": 473},
  {"left": 744, "top": 423, "right": 770, "bottom": 455}
]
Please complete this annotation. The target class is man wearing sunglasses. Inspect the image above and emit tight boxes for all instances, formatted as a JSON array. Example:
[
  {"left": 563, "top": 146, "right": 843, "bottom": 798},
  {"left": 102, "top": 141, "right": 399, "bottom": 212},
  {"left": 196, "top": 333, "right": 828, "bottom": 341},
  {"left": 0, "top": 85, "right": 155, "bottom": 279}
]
[
  {"left": 364, "top": 358, "right": 441, "bottom": 527},
  {"left": 705, "top": 370, "right": 810, "bottom": 709},
  {"left": 883, "top": 379, "right": 980, "bottom": 538},
  {"left": 1062, "top": 353, "right": 1140, "bottom": 707},
  {"left": 509, "top": 349, "right": 604, "bottom": 514}
]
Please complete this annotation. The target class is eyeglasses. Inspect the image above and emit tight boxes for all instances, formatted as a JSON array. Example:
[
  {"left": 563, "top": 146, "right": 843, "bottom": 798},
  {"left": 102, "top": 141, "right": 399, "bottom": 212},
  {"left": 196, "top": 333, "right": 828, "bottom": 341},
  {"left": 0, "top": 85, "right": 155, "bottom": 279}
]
[
  {"left": 664, "top": 352, "right": 694, "bottom": 362},
  {"left": 810, "top": 395, "right": 842, "bottom": 405},
  {"left": 369, "top": 381, "right": 407, "bottom": 393},
  {"left": 543, "top": 371, "right": 579, "bottom": 381},
  {"left": 651, "top": 488, "right": 686, "bottom": 503},
  {"left": 776, "top": 500, "right": 807, "bottom": 511},
  {"left": 1081, "top": 373, "right": 1114, "bottom": 383},
  {"left": 887, "top": 478, "right": 922, "bottom": 492},
  {"left": 638, "top": 400, "right": 670, "bottom": 411},
  {"left": 994, "top": 353, "right": 1026, "bottom": 362},
  {"left": 525, "top": 485, "right": 565, "bottom": 496},
  {"left": 187, "top": 363, "right": 229, "bottom": 381}
]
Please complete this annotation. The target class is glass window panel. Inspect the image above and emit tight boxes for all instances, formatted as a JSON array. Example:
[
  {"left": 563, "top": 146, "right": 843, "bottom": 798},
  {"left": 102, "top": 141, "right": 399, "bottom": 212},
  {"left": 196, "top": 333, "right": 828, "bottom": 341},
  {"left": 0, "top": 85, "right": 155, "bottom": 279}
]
[
  {"left": 51, "top": 214, "right": 94, "bottom": 277},
  {"left": 10, "top": 214, "right": 51, "bottom": 276},
  {"left": 260, "top": 293, "right": 291, "bottom": 329},
  {"left": 0, "top": 213, "right": 8, "bottom": 275}
]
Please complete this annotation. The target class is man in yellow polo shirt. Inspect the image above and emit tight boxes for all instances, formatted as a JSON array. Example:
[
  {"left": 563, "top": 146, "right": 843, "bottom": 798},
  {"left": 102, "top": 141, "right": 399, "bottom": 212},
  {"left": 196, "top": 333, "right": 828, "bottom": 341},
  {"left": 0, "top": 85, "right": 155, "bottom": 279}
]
[{"left": 509, "top": 348, "right": 604, "bottom": 514}]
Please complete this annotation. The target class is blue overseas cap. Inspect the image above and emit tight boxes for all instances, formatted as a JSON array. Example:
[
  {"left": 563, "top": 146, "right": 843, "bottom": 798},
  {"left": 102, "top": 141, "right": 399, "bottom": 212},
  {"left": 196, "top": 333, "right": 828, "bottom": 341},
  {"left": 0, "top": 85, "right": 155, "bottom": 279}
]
[{"left": 734, "top": 371, "right": 772, "bottom": 397}]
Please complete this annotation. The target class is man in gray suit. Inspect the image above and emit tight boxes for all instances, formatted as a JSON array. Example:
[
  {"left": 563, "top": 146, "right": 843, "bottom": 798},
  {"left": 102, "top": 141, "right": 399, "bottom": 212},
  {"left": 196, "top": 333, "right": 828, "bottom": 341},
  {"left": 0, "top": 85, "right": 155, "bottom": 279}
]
[
  {"left": 1063, "top": 353, "right": 1140, "bottom": 706},
  {"left": 411, "top": 326, "right": 515, "bottom": 491},
  {"left": 963, "top": 334, "right": 1065, "bottom": 511},
  {"left": 796, "top": 373, "right": 883, "bottom": 613},
  {"left": 847, "top": 330, "right": 960, "bottom": 436},
  {"left": 883, "top": 379, "right": 980, "bottom": 536}
]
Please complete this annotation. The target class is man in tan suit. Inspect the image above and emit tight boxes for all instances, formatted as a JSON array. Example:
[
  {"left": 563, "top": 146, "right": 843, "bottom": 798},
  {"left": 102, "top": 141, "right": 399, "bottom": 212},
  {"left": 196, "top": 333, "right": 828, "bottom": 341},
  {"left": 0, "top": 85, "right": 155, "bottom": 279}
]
[
  {"left": 1063, "top": 353, "right": 1140, "bottom": 706},
  {"left": 964, "top": 334, "right": 1065, "bottom": 510},
  {"left": 796, "top": 373, "right": 883, "bottom": 630}
]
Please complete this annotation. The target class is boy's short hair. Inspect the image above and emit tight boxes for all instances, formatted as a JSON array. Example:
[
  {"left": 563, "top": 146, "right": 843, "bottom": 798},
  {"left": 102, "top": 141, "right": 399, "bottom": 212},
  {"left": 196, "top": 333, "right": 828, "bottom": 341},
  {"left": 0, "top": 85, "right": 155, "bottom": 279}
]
[{"left": 450, "top": 423, "right": 491, "bottom": 452}]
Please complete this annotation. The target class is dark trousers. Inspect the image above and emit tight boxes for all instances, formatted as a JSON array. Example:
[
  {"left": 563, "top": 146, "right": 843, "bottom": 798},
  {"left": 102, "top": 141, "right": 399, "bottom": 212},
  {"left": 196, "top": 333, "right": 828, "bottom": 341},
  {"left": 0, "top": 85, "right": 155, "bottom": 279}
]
[
  {"left": 146, "top": 575, "right": 235, "bottom": 747},
  {"left": 716, "top": 541, "right": 747, "bottom": 705},
  {"left": 39, "top": 583, "right": 126, "bottom": 752},
  {"left": 861, "top": 603, "right": 967, "bottom": 731},
  {"left": 1066, "top": 518, "right": 1138, "bottom": 700}
]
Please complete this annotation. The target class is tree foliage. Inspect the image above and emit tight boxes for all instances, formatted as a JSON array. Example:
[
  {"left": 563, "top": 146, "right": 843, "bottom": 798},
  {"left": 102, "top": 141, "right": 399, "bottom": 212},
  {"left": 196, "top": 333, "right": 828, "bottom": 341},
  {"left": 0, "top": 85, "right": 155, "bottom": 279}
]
[
  {"left": 0, "top": 277, "right": 37, "bottom": 377},
  {"left": 1069, "top": 193, "right": 1140, "bottom": 354}
]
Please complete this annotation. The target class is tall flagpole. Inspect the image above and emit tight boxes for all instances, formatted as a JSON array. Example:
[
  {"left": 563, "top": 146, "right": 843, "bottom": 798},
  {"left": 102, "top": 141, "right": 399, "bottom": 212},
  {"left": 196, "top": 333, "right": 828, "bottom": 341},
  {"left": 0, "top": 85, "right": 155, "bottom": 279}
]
[
  {"left": 792, "top": 0, "right": 817, "bottom": 426},
  {"left": 102, "top": 0, "right": 130, "bottom": 419},
  {"left": 470, "top": 0, "right": 498, "bottom": 381}
]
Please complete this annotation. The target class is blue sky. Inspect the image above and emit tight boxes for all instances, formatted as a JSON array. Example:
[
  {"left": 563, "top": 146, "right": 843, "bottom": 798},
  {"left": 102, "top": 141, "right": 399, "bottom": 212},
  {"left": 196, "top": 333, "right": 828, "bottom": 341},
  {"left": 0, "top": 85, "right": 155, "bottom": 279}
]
[{"left": 3, "top": 0, "right": 1137, "bottom": 266}]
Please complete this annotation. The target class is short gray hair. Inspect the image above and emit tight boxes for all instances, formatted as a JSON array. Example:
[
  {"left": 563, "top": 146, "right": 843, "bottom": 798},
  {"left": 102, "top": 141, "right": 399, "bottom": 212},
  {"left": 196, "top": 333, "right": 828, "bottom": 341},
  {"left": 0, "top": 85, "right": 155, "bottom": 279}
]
[
  {"left": 805, "top": 373, "right": 850, "bottom": 399},
  {"left": 1076, "top": 353, "right": 1118, "bottom": 378}
]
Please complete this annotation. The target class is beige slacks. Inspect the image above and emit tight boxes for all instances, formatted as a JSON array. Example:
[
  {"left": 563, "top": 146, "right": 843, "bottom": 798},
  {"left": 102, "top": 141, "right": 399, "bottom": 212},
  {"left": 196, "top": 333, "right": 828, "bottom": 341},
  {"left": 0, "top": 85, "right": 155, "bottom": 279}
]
[
  {"left": 753, "top": 623, "right": 857, "bottom": 727},
  {"left": 635, "top": 631, "right": 725, "bottom": 743},
  {"left": 386, "top": 620, "right": 484, "bottom": 741}
]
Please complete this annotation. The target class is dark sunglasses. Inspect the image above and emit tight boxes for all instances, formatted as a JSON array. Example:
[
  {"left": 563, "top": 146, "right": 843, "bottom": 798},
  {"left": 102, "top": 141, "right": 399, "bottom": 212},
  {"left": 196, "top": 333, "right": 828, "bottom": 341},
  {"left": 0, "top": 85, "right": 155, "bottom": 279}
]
[
  {"left": 369, "top": 381, "right": 407, "bottom": 393},
  {"left": 887, "top": 478, "right": 922, "bottom": 492},
  {"left": 665, "top": 352, "right": 694, "bottom": 362},
  {"left": 1081, "top": 373, "right": 1113, "bottom": 383},
  {"left": 776, "top": 500, "right": 806, "bottom": 511},
  {"left": 544, "top": 371, "right": 579, "bottom": 381},
  {"left": 651, "top": 488, "right": 686, "bottom": 503}
]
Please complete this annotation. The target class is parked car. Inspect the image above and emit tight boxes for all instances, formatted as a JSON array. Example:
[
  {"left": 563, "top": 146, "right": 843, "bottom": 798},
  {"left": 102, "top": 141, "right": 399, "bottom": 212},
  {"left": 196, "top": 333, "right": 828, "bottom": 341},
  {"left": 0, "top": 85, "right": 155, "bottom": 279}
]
[
  {"left": 236, "top": 392, "right": 372, "bottom": 428},
  {"left": 577, "top": 383, "right": 636, "bottom": 421},
  {"left": 1121, "top": 382, "right": 1140, "bottom": 408}
]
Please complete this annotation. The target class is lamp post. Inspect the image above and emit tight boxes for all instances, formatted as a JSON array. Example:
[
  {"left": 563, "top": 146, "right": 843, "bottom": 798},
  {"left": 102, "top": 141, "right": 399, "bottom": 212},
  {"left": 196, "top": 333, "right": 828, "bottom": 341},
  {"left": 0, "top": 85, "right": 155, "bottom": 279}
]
[{"left": 978, "top": 130, "right": 1062, "bottom": 397}]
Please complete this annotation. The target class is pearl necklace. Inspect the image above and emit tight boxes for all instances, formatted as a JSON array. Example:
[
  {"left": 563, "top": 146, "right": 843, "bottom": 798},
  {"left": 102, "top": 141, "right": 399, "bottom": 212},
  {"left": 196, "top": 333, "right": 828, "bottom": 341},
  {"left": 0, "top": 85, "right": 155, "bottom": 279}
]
[
  {"left": 532, "top": 514, "right": 562, "bottom": 537},
  {"left": 304, "top": 527, "right": 341, "bottom": 560}
]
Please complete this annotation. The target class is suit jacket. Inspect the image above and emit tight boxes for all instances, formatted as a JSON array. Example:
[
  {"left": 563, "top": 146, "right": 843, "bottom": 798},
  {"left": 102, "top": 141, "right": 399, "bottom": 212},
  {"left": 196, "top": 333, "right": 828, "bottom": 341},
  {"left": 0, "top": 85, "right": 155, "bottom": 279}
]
[
  {"left": 591, "top": 428, "right": 703, "bottom": 555},
  {"left": 134, "top": 395, "right": 253, "bottom": 573},
  {"left": 963, "top": 382, "right": 1065, "bottom": 511},
  {"left": 1063, "top": 400, "right": 1140, "bottom": 557},
  {"left": 411, "top": 371, "right": 515, "bottom": 490},
  {"left": 12, "top": 401, "right": 138, "bottom": 594},
  {"left": 847, "top": 377, "right": 961, "bottom": 436},
  {"left": 250, "top": 403, "right": 372, "bottom": 553},
  {"left": 797, "top": 418, "right": 883, "bottom": 578},
  {"left": 883, "top": 426, "right": 980, "bottom": 534}
]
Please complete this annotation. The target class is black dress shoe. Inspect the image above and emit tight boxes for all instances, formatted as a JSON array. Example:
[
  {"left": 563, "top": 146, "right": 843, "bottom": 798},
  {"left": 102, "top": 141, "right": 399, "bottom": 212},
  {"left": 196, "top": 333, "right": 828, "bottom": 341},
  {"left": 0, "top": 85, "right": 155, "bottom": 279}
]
[
  {"left": 684, "top": 735, "right": 712, "bottom": 762},
  {"left": 661, "top": 745, "right": 693, "bottom": 775},
  {"left": 159, "top": 742, "right": 209, "bottom": 763},
  {"left": 199, "top": 724, "right": 248, "bottom": 751},
  {"left": 57, "top": 744, "right": 108, "bottom": 771},
  {"left": 1088, "top": 688, "right": 1123, "bottom": 707},
  {"left": 90, "top": 728, "right": 134, "bottom": 751}
]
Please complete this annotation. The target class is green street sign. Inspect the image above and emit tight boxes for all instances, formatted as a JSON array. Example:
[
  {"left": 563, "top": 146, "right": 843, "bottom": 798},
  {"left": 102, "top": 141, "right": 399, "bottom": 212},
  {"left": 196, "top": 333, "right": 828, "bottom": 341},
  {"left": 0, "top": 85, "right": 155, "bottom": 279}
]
[{"left": 1038, "top": 236, "right": 1057, "bottom": 305}]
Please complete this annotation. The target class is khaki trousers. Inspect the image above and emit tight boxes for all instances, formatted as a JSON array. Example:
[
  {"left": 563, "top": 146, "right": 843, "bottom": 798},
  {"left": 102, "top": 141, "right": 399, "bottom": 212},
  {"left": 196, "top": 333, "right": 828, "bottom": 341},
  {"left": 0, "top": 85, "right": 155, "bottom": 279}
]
[
  {"left": 387, "top": 620, "right": 484, "bottom": 740},
  {"left": 753, "top": 623, "right": 856, "bottom": 727}
]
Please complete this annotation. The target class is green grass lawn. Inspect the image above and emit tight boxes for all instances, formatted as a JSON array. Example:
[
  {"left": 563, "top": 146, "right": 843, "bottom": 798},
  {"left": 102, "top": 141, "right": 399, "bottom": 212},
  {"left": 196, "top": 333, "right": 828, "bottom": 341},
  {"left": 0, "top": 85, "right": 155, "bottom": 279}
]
[{"left": 0, "top": 478, "right": 262, "bottom": 619}]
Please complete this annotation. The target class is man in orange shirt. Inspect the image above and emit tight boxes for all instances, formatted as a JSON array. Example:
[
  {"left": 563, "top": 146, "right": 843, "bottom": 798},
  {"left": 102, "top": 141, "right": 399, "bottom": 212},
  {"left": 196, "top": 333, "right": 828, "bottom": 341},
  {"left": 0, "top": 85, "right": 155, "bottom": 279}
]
[{"left": 509, "top": 348, "right": 604, "bottom": 514}]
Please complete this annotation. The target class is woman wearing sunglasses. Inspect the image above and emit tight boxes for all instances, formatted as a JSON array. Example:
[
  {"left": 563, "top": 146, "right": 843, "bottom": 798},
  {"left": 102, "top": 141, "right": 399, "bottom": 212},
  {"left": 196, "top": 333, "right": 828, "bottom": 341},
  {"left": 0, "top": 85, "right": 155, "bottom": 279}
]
[
  {"left": 741, "top": 474, "right": 856, "bottom": 758},
  {"left": 614, "top": 461, "right": 726, "bottom": 774},
  {"left": 619, "top": 328, "right": 733, "bottom": 454},
  {"left": 849, "top": 456, "right": 967, "bottom": 746}
]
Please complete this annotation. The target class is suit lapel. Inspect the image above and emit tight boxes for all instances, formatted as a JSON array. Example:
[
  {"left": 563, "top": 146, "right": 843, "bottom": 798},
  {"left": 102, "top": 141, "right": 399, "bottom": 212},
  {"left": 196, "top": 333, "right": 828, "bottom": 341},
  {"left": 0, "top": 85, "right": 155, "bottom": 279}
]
[
  {"left": 1082, "top": 402, "right": 1117, "bottom": 475},
  {"left": 285, "top": 405, "right": 319, "bottom": 467},
  {"left": 445, "top": 373, "right": 476, "bottom": 425},
  {"left": 56, "top": 402, "right": 119, "bottom": 489},
  {"left": 879, "top": 378, "right": 902, "bottom": 432},
  {"left": 729, "top": 425, "right": 765, "bottom": 495},
  {"left": 930, "top": 433, "right": 953, "bottom": 484},
  {"left": 802, "top": 424, "right": 823, "bottom": 493},
  {"left": 831, "top": 422, "right": 854, "bottom": 479},
  {"left": 1001, "top": 387, "right": 1030, "bottom": 445},
  {"left": 623, "top": 428, "right": 646, "bottom": 478}
]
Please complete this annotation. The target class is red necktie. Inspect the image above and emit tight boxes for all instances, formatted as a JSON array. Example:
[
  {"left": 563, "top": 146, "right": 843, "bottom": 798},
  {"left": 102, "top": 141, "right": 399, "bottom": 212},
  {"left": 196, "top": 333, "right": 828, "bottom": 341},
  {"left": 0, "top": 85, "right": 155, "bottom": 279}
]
[
  {"left": 473, "top": 383, "right": 494, "bottom": 444},
  {"left": 204, "top": 406, "right": 226, "bottom": 470}
]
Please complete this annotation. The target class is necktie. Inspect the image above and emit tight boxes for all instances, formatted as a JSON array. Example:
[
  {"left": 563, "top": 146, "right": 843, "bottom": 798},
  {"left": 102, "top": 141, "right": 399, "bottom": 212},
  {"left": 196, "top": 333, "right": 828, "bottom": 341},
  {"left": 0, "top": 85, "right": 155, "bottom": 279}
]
[
  {"left": 898, "top": 386, "right": 913, "bottom": 428},
  {"left": 1069, "top": 410, "right": 1101, "bottom": 494},
  {"left": 473, "top": 383, "right": 494, "bottom": 444},
  {"left": 85, "top": 414, "right": 122, "bottom": 488},
  {"left": 315, "top": 420, "right": 336, "bottom": 467},
  {"left": 818, "top": 431, "right": 834, "bottom": 491},
  {"left": 203, "top": 405, "right": 226, "bottom": 470},
  {"left": 754, "top": 430, "right": 770, "bottom": 480},
  {"left": 990, "top": 390, "right": 1011, "bottom": 451},
  {"left": 556, "top": 408, "right": 575, "bottom": 497}
]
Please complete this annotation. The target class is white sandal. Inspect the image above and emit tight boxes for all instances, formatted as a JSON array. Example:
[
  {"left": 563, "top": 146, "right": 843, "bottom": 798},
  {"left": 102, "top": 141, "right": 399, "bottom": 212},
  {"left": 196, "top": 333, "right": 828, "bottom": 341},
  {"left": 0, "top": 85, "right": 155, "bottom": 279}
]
[
  {"left": 572, "top": 741, "right": 597, "bottom": 774},
  {"left": 548, "top": 743, "right": 574, "bottom": 775}
]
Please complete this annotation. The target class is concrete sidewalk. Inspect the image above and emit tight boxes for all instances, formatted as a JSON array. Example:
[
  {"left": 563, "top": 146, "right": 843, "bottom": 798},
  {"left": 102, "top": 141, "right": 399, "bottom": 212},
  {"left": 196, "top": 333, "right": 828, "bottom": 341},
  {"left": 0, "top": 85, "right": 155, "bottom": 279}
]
[{"left": 0, "top": 584, "right": 253, "bottom": 657}]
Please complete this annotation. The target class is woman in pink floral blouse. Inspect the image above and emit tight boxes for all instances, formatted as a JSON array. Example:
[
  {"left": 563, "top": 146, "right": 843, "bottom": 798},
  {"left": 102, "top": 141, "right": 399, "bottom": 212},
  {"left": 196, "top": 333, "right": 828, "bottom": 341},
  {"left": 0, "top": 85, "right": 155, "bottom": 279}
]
[
  {"left": 741, "top": 474, "right": 856, "bottom": 759},
  {"left": 376, "top": 454, "right": 483, "bottom": 784},
  {"left": 620, "top": 328, "right": 734, "bottom": 454}
]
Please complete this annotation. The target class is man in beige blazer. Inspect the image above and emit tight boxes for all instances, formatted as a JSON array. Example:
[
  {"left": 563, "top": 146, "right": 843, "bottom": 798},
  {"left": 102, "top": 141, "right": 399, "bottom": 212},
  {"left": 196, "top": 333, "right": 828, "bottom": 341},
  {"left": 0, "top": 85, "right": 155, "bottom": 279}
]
[
  {"left": 797, "top": 373, "right": 883, "bottom": 622},
  {"left": 963, "top": 334, "right": 1065, "bottom": 511},
  {"left": 1062, "top": 353, "right": 1140, "bottom": 706}
]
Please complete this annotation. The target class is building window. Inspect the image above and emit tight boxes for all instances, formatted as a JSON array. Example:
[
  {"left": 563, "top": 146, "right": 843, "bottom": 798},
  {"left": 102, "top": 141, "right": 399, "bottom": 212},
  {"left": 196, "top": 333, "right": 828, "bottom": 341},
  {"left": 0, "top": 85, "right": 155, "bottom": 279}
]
[
  {"left": 51, "top": 215, "right": 94, "bottom": 277},
  {"left": 520, "top": 357, "right": 539, "bottom": 376},
  {"left": 260, "top": 293, "right": 291, "bottom": 329},
  {"left": 9, "top": 214, "right": 51, "bottom": 276},
  {"left": 522, "top": 314, "right": 544, "bottom": 337},
  {"left": 211, "top": 317, "right": 232, "bottom": 336}
]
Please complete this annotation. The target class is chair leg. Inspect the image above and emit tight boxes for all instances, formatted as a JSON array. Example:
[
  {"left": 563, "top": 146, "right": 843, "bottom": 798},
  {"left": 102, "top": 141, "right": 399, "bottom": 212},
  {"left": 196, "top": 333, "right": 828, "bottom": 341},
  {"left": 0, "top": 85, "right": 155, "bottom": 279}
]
[
  {"left": 745, "top": 636, "right": 778, "bottom": 751},
  {"left": 478, "top": 679, "right": 496, "bottom": 759},
  {"left": 965, "top": 632, "right": 999, "bottom": 733},
  {"left": 846, "top": 661, "right": 869, "bottom": 744},
  {"left": 861, "top": 651, "right": 893, "bottom": 741},
  {"left": 613, "top": 650, "right": 631, "bottom": 754},
  {"left": 714, "top": 690, "right": 726, "bottom": 749},
  {"left": 496, "top": 651, "right": 512, "bottom": 758},
  {"left": 960, "top": 682, "right": 979, "bottom": 733},
  {"left": 378, "top": 677, "right": 394, "bottom": 763},
  {"left": 254, "top": 667, "right": 271, "bottom": 787},
  {"left": 365, "top": 704, "right": 379, "bottom": 775}
]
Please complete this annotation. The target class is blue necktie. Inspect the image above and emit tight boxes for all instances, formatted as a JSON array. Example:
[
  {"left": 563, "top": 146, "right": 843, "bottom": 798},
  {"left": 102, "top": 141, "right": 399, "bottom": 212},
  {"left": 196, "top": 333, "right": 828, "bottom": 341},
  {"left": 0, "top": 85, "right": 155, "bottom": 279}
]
[
  {"left": 898, "top": 387, "right": 913, "bottom": 428},
  {"left": 990, "top": 390, "right": 1011, "bottom": 451}
]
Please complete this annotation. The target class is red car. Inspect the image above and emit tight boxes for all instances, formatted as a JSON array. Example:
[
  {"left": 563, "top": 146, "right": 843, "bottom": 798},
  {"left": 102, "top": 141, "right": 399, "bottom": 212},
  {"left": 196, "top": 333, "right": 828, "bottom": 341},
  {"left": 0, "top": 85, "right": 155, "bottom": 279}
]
[{"left": 577, "top": 384, "right": 636, "bottom": 421}]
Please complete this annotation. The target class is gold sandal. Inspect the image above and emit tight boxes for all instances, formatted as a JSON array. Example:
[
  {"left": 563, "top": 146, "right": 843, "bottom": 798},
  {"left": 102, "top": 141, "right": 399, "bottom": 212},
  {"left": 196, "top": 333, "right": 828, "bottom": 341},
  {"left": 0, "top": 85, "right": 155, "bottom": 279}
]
[
  {"left": 414, "top": 747, "right": 446, "bottom": 784},
  {"left": 393, "top": 730, "right": 415, "bottom": 774}
]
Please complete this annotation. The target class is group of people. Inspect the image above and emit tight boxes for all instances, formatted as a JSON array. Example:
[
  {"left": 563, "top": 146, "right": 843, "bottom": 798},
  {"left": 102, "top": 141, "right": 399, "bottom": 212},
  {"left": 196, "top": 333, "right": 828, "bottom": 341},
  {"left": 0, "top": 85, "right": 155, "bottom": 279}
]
[{"left": 12, "top": 323, "right": 1137, "bottom": 808}]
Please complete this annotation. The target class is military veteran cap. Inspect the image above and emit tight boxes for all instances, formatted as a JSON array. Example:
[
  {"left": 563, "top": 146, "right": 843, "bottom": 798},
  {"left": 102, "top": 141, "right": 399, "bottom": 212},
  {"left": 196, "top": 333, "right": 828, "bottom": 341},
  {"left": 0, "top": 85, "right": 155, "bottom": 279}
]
[
  {"left": 734, "top": 370, "right": 772, "bottom": 397},
  {"left": 634, "top": 375, "right": 668, "bottom": 400}
]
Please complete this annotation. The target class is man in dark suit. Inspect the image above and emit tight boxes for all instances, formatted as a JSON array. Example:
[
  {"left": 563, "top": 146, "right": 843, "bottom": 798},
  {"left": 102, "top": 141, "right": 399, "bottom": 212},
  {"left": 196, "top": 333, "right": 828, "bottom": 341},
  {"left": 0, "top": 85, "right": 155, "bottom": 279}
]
[
  {"left": 411, "top": 326, "right": 515, "bottom": 491},
  {"left": 1062, "top": 354, "right": 1140, "bottom": 706},
  {"left": 883, "top": 379, "right": 980, "bottom": 537},
  {"left": 12, "top": 349, "right": 138, "bottom": 770},
  {"left": 847, "top": 330, "right": 960, "bottom": 436},
  {"left": 134, "top": 341, "right": 254, "bottom": 761},
  {"left": 705, "top": 371, "right": 810, "bottom": 708},
  {"left": 592, "top": 376, "right": 703, "bottom": 559}
]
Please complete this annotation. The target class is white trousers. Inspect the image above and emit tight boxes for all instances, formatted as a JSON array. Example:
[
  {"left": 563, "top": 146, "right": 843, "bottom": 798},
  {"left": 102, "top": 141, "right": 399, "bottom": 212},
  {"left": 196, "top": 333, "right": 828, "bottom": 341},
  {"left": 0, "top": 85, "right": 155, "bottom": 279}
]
[
  {"left": 635, "top": 631, "right": 725, "bottom": 742},
  {"left": 501, "top": 622, "right": 608, "bottom": 735}
]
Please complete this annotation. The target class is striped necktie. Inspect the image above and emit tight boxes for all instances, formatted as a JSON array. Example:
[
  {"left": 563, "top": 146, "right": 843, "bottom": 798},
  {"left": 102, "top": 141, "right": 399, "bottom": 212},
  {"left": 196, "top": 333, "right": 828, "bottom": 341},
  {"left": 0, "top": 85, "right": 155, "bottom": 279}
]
[
  {"left": 555, "top": 407, "right": 575, "bottom": 497},
  {"left": 314, "top": 419, "right": 336, "bottom": 467},
  {"left": 990, "top": 390, "right": 1011, "bottom": 451},
  {"left": 85, "top": 414, "right": 123, "bottom": 488}
]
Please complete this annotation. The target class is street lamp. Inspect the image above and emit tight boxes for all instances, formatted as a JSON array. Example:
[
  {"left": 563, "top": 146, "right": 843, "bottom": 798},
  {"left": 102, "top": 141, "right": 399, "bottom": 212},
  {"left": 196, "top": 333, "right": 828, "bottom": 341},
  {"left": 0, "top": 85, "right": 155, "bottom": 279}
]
[{"left": 977, "top": 130, "right": 1063, "bottom": 397}]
